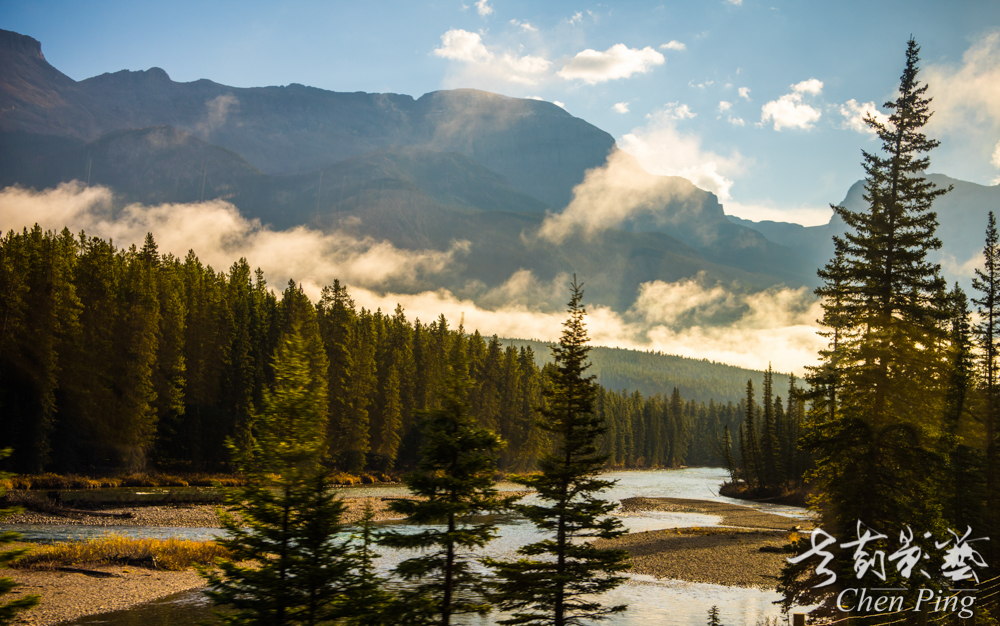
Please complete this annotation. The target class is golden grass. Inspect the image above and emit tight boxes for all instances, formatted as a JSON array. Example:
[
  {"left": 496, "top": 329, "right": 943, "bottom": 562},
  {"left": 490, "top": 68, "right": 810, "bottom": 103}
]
[
  {"left": 1, "top": 473, "right": 252, "bottom": 490},
  {"left": 13, "top": 535, "right": 229, "bottom": 571}
]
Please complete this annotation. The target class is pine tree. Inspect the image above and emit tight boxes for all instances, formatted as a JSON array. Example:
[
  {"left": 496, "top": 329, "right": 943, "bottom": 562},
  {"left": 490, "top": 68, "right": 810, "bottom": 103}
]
[
  {"left": 378, "top": 358, "right": 511, "bottom": 626},
  {"left": 972, "top": 210, "right": 1000, "bottom": 565},
  {"left": 202, "top": 328, "right": 356, "bottom": 626},
  {"left": 784, "top": 38, "right": 953, "bottom": 615},
  {"left": 0, "top": 449, "right": 40, "bottom": 625},
  {"left": 486, "top": 279, "right": 629, "bottom": 626},
  {"left": 706, "top": 605, "right": 723, "bottom": 626}
]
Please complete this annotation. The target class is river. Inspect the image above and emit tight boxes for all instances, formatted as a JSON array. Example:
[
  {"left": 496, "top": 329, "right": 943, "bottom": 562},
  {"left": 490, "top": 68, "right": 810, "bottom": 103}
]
[{"left": 16, "top": 468, "right": 813, "bottom": 625}]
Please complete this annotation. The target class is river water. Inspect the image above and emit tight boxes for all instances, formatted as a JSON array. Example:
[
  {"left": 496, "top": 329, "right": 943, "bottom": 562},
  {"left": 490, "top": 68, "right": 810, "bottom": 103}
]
[{"left": 15, "top": 468, "right": 813, "bottom": 626}]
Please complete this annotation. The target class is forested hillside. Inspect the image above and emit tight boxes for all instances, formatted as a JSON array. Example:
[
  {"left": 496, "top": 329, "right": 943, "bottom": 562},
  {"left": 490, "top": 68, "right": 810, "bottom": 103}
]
[
  {"left": 502, "top": 338, "right": 790, "bottom": 404},
  {"left": 0, "top": 225, "right": 787, "bottom": 476}
]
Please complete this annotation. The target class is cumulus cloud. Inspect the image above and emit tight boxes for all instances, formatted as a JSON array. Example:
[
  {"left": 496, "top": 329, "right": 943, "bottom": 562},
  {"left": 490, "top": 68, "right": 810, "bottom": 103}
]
[
  {"left": 510, "top": 19, "right": 537, "bottom": 31},
  {"left": 432, "top": 29, "right": 551, "bottom": 85},
  {"left": 557, "top": 44, "right": 665, "bottom": 84},
  {"left": 725, "top": 0, "right": 744, "bottom": 5},
  {"left": 839, "top": 99, "right": 891, "bottom": 135},
  {"left": 727, "top": 116, "right": 745, "bottom": 127},
  {"left": 433, "top": 29, "right": 492, "bottom": 63},
  {"left": 568, "top": 11, "right": 583, "bottom": 25},
  {"left": 661, "top": 40, "right": 686, "bottom": 51},
  {"left": 0, "top": 183, "right": 824, "bottom": 375},
  {"left": 738, "top": 87, "right": 751, "bottom": 100},
  {"left": 553, "top": 100, "right": 566, "bottom": 108},
  {"left": 613, "top": 102, "right": 630, "bottom": 113},
  {"left": 475, "top": 0, "right": 493, "bottom": 16},
  {"left": 538, "top": 149, "right": 714, "bottom": 243},
  {"left": 760, "top": 78, "right": 823, "bottom": 130},
  {"left": 718, "top": 101, "right": 732, "bottom": 112},
  {"left": 924, "top": 31, "right": 1000, "bottom": 133},
  {"left": 0, "top": 183, "right": 469, "bottom": 293},
  {"left": 618, "top": 104, "right": 743, "bottom": 200}
]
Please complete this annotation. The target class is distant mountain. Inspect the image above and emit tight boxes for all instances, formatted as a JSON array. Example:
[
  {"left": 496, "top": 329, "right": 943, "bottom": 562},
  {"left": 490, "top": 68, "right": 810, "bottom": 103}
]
[
  {"left": 729, "top": 174, "right": 998, "bottom": 288},
  {"left": 0, "top": 27, "right": 820, "bottom": 307}
]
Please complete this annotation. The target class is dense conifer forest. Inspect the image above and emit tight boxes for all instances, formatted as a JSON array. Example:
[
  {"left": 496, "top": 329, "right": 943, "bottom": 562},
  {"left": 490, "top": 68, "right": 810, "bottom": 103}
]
[{"left": 0, "top": 227, "right": 781, "bottom": 476}]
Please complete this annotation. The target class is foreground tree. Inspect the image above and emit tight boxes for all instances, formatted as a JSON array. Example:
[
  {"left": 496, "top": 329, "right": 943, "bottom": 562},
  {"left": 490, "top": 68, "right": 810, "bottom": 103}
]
[
  {"left": 1, "top": 449, "right": 40, "bottom": 625},
  {"left": 379, "top": 358, "right": 512, "bottom": 626},
  {"left": 782, "top": 38, "right": 952, "bottom": 614},
  {"left": 487, "top": 279, "right": 629, "bottom": 626},
  {"left": 202, "top": 327, "right": 357, "bottom": 626}
]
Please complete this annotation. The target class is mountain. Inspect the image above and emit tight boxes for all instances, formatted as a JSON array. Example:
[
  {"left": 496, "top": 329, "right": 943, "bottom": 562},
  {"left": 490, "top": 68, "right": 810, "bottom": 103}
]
[
  {"left": 0, "top": 28, "right": 821, "bottom": 308},
  {"left": 729, "top": 174, "right": 999, "bottom": 288}
]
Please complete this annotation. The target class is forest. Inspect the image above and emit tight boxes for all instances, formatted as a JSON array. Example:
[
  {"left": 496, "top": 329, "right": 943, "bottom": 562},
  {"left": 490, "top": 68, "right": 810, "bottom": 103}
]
[{"left": 0, "top": 227, "right": 784, "bottom": 476}]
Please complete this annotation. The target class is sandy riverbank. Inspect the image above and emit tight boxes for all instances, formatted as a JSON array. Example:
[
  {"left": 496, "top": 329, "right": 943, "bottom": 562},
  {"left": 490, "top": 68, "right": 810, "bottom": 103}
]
[
  {"left": 595, "top": 496, "right": 814, "bottom": 589},
  {"left": 3, "top": 491, "right": 531, "bottom": 528},
  {"left": 5, "top": 565, "right": 205, "bottom": 626}
]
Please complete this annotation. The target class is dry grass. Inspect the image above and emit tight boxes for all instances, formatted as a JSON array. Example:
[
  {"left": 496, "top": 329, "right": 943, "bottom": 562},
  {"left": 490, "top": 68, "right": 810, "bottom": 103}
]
[
  {"left": 0, "top": 473, "right": 252, "bottom": 490},
  {"left": 13, "top": 535, "right": 229, "bottom": 571}
]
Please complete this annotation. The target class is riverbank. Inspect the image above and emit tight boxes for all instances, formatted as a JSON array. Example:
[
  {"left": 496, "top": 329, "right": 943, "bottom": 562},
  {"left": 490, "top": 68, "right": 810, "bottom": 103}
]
[
  {"left": 595, "top": 496, "right": 814, "bottom": 589},
  {"left": 5, "top": 563, "right": 206, "bottom": 626}
]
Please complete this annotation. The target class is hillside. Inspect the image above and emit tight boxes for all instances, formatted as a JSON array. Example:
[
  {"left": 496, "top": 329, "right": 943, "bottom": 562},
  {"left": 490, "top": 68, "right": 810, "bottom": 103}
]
[{"left": 501, "top": 338, "right": 792, "bottom": 405}]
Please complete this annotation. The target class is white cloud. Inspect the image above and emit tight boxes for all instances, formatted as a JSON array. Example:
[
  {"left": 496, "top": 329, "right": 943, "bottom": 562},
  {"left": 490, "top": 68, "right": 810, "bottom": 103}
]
[
  {"left": 738, "top": 86, "right": 751, "bottom": 100},
  {"left": 617, "top": 105, "right": 743, "bottom": 200},
  {"left": 475, "top": 0, "right": 493, "bottom": 17},
  {"left": 725, "top": 0, "right": 744, "bottom": 5},
  {"left": 568, "top": 11, "right": 583, "bottom": 24},
  {"left": 718, "top": 100, "right": 732, "bottom": 112},
  {"left": 760, "top": 79, "right": 823, "bottom": 131},
  {"left": 0, "top": 184, "right": 824, "bottom": 375},
  {"left": 727, "top": 116, "right": 745, "bottom": 127},
  {"left": 660, "top": 40, "right": 686, "bottom": 51},
  {"left": 924, "top": 31, "right": 1000, "bottom": 133},
  {"left": 792, "top": 78, "right": 823, "bottom": 95},
  {"left": 433, "top": 29, "right": 492, "bottom": 63},
  {"left": 433, "top": 29, "right": 552, "bottom": 85},
  {"left": 839, "top": 99, "right": 890, "bottom": 135},
  {"left": 538, "top": 150, "right": 707, "bottom": 243},
  {"left": 992, "top": 139, "right": 1000, "bottom": 168},
  {"left": 196, "top": 94, "right": 238, "bottom": 135},
  {"left": 724, "top": 200, "right": 833, "bottom": 226},
  {"left": 553, "top": 100, "right": 566, "bottom": 109},
  {"left": 662, "top": 102, "right": 696, "bottom": 120},
  {"left": 557, "top": 44, "right": 665, "bottom": 84},
  {"left": 352, "top": 276, "right": 823, "bottom": 375},
  {"left": 690, "top": 79, "right": 714, "bottom": 89},
  {"left": 613, "top": 102, "right": 630, "bottom": 114},
  {"left": 0, "top": 183, "right": 469, "bottom": 293},
  {"left": 941, "top": 251, "right": 984, "bottom": 279},
  {"left": 509, "top": 19, "right": 537, "bottom": 32}
]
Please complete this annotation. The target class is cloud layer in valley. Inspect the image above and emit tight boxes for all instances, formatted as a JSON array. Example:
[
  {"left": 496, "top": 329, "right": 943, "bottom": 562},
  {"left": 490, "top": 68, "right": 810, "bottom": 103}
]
[{"left": 0, "top": 183, "right": 825, "bottom": 375}]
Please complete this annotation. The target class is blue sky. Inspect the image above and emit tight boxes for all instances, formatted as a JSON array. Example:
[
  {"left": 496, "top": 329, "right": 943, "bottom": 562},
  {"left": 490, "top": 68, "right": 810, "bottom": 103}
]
[{"left": 3, "top": 0, "right": 1000, "bottom": 225}]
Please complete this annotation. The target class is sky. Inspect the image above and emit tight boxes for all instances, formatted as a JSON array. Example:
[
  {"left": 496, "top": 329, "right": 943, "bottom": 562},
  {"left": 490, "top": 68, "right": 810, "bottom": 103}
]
[
  {"left": 2, "top": 1, "right": 1000, "bottom": 226},
  {"left": 2, "top": 1, "right": 998, "bottom": 373}
]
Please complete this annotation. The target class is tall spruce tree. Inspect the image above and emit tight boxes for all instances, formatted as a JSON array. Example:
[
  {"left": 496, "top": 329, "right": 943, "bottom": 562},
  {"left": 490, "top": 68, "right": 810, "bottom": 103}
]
[
  {"left": 783, "top": 38, "right": 952, "bottom": 615},
  {"left": 202, "top": 327, "right": 356, "bottom": 626},
  {"left": 972, "top": 210, "right": 1000, "bottom": 566},
  {"left": 486, "top": 279, "right": 629, "bottom": 626},
  {"left": 378, "top": 357, "right": 511, "bottom": 626}
]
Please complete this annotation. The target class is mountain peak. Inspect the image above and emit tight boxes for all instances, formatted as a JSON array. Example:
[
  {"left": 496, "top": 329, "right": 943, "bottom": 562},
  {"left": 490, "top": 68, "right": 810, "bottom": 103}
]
[{"left": 0, "top": 29, "right": 44, "bottom": 60}]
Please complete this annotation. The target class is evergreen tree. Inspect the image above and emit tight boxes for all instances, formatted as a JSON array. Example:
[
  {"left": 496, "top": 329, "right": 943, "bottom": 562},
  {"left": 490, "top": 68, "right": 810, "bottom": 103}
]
[
  {"left": 972, "top": 210, "right": 1000, "bottom": 564},
  {"left": 0, "top": 449, "right": 40, "bottom": 625},
  {"left": 202, "top": 328, "right": 356, "bottom": 626},
  {"left": 378, "top": 358, "right": 511, "bottom": 626},
  {"left": 706, "top": 605, "right": 723, "bottom": 626},
  {"left": 487, "top": 279, "right": 629, "bottom": 626},
  {"left": 784, "top": 38, "right": 953, "bottom": 615}
]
